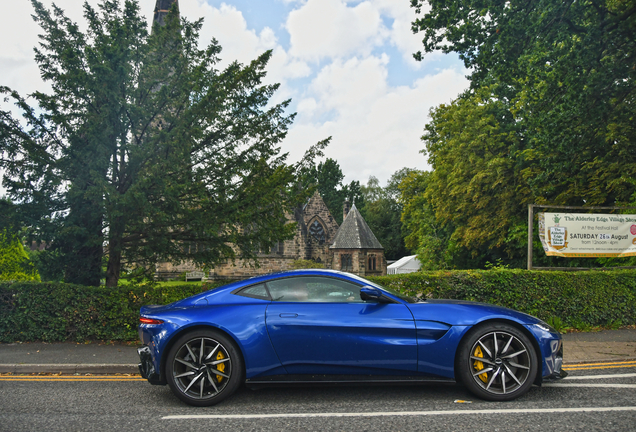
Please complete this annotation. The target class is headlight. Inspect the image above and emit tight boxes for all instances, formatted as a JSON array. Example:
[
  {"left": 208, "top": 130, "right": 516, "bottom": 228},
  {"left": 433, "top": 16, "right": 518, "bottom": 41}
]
[{"left": 534, "top": 322, "right": 557, "bottom": 334}]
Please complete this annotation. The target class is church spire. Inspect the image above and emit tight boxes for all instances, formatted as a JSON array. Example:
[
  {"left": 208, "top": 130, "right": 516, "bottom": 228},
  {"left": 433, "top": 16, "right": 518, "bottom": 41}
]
[{"left": 153, "top": 0, "right": 179, "bottom": 27}]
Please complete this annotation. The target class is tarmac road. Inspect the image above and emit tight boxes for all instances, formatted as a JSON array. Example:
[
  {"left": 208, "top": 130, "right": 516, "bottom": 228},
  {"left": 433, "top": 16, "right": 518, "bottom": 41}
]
[
  {"left": 1, "top": 361, "right": 636, "bottom": 431},
  {"left": 0, "top": 328, "right": 635, "bottom": 431}
]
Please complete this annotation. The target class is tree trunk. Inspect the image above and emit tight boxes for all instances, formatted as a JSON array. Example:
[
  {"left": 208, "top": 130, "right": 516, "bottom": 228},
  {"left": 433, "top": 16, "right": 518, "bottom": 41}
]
[
  {"left": 106, "top": 221, "right": 124, "bottom": 287},
  {"left": 62, "top": 191, "right": 104, "bottom": 287}
]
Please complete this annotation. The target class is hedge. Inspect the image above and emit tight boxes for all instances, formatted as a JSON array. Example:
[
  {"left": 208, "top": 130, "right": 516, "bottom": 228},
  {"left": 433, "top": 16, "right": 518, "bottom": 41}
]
[
  {"left": 0, "top": 281, "right": 223, "bottom": 343},
  {"left": 367, "top": 269, "right": 636, "bottom": 331},
  {"left": 1, "top": 269, "right": 635, "bottom": 342}
]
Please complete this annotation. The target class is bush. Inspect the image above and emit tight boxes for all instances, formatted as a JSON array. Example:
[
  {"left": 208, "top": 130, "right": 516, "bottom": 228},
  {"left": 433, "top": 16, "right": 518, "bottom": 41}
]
[
  {"left": 0, "top": 230, "right": 40, "bottom": 282},
  {"left": 291, "top": 259, "right": 325, "bottom": 269},
  {"left": 0, "top": 281, "right": 215, "bottom": 342},
  {"left": 367, "top": 269, "right": 636, "bottom": 330}
]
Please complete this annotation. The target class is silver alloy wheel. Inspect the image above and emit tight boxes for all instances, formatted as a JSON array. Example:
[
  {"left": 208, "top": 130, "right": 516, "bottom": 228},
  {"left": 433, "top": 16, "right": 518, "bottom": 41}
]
[
  {"left": 469, "top": 330, "right": 531, "bottom": 395},
  {"left": 171, "top": 336, "right": 232, "bottom": 400}
]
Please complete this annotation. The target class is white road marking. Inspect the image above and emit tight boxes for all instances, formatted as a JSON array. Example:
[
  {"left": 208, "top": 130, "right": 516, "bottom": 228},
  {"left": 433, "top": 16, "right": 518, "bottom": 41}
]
[
  {"left": 564, "top": 373, "right": 636, "bottom": 380},
  {"left": 544, "top": 383, "right": 636, "bottom": 388},
  {"left": 163, "top": 406, "right": 636, "bottom": 420}
]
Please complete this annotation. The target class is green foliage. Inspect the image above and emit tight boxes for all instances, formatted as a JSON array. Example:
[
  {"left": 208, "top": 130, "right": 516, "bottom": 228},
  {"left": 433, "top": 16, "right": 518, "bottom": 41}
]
[
  {"left": 0, "top": 0, "right": 315, "bottom": 287},
  {"left": 299, "top": 158, "right": 365, "bottom": 225},
  {"left": 0, "top": 230, "right": 40, "bottom": 282},
  {"left": 291, "top": 259, "right": 325, "bottom": 269},
  {"left": 359, "top": 169, "right": 415, "bottom": 260},
  {"left": 27, "top": 249, "right": 65, "bottom": 282},
  {"left": 368, "top": 269, "right": 636, "bottom": 330},
  {"left": 405, "top": 0, "right": 636, "bottom": 268},
  {"left": 0, "top": 281, "right": 216, "bottom": 342},
  {"left": 422, "top": 88, "right": 529, "bottom": 260}
]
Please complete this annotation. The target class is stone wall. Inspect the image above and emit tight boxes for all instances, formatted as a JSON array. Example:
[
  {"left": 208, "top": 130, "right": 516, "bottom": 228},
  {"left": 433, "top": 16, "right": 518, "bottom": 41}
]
[{"left": 154, "top": 192, "right": 387, "bottom": 280}]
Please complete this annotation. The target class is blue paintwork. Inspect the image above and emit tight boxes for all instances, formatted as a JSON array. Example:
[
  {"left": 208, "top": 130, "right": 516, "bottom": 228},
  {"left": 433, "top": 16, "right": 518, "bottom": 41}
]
[
  {"left": 138, "top": 269, "right": 563, "bottom": 384},
  {"left": 266, "top": 302, "right": 417, "bottom": 375}
]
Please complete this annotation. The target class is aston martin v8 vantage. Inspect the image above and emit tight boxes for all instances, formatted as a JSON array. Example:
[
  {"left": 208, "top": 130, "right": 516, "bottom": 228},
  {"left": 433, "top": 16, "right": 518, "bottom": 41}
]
[{"left": 138, "top": 269, "right": 566, "bottom": 406}]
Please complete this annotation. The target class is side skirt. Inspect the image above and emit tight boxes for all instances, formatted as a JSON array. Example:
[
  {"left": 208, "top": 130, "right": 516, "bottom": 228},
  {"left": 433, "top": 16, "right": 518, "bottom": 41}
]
[{"left": 245, "top": 374, "right": 456, "bottom": 388}]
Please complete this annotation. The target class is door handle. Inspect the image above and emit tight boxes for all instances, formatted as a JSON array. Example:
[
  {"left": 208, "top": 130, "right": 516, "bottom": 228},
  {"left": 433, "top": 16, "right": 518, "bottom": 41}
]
[{"left": 279, "top": 313, "right": 298, "bottom": 318}]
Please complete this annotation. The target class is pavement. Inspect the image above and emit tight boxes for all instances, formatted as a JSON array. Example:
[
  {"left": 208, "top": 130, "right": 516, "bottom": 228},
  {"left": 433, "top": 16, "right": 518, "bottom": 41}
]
[{"left": 0, "top": 329, "right": 635, "bottom": 375}]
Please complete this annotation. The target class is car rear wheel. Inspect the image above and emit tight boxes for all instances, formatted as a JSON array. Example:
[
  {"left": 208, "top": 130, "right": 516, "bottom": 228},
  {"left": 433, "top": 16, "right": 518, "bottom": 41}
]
[
  {"left": 166, "top": 330, "right": 244, "bottom": 406},
  {"left": 457, "top": 322, "right": 538, "bottom": 401}
]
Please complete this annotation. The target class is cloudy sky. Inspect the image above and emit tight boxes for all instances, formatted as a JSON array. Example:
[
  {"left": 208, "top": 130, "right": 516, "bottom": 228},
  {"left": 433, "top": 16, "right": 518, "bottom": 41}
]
[{"left": 1, "top": 0, "right": 468, "bottom": 189}]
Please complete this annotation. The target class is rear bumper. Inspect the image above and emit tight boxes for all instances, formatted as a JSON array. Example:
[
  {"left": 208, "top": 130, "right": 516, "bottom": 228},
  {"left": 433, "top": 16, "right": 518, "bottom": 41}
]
[{"left": 138, "top": 345, "right": 166, "bottom": 385}]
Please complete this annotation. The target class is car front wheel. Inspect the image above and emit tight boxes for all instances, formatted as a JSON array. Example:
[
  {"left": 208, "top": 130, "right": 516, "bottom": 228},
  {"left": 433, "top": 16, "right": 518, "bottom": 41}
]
[
  {"left": 457, "top": 323, "right": 538, "bottom": 401},
  {"left": 166, "top": 330, "right": 243, "bottom": 406}
]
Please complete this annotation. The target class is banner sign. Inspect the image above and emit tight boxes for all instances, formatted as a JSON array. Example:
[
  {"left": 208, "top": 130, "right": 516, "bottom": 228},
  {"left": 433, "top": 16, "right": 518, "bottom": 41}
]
[{"left": 538, "top": 212, "right": 636, "bottom": 257}]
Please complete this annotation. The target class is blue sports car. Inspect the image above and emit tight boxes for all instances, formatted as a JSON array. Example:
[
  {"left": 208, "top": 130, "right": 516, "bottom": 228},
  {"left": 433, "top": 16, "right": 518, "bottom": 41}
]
[{"left": 137, "top": 269, "right": 566, "bottom": 406}]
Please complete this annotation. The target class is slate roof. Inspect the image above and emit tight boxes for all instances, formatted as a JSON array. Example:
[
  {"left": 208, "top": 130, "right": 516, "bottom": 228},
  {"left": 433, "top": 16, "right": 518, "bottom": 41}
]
[{"left": 330, "top": 204, "right": 383, "bottom": 249}]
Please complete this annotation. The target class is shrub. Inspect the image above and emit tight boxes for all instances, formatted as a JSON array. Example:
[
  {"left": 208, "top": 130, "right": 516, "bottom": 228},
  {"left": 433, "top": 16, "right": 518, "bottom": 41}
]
[
  {"left": 0, "top": 230, "right": 40, "bottom": 282},
  {"left": 367, "top": 269, "right": 636, "bottom": 329},
  {"left": 291, "top": 259, "right": 325, "bottom": 269},
  {"left": 0, "top": 282, "right": 210, "bottom": 342}
]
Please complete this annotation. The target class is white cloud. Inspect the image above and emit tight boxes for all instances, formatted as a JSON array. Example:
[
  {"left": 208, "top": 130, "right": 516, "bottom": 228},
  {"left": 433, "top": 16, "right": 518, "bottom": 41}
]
[
  {"left": 300, "top": 55, "right": 389, "bottom": 120},
  {"left": 282, "top": 63, "right": 469, "bottom": 183},
  {"left": 286, "top": 0, "right": 386, "bottom": 62},
  {"left": 183, "top": 1, "right": 274, "bottom": 66}
]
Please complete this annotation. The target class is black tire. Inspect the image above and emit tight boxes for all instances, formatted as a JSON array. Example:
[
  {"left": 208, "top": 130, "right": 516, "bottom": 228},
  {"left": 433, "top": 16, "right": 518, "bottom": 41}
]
[
  {"left": 456, "top": 322, "right": 538, "bottom": 401},
  {"left": 166, "top": 329, "right": 244, "bottom": 406}
]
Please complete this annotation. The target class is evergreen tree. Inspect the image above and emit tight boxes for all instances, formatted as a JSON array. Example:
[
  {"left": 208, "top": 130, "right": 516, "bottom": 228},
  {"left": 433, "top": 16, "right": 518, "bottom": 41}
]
[
  {"left": 0, "top": 0, "right": 315, "bottom": 286},
  {"left": 0, "top": 230, "right": 40, "bottom": 282}
]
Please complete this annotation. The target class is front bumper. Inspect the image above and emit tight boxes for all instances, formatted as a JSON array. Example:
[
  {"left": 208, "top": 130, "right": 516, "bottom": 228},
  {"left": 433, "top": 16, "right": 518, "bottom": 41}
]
[
  {"left": 542, "top": 344, "right": 568, "bottom": 382},
  {"left": 138, "top": 345, "right": 165, "bottom": 385}
]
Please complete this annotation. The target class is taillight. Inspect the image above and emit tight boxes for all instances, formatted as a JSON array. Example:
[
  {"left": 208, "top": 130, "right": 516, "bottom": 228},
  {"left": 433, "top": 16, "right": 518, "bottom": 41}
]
[{"left": 139, "top": 317, "right": 164, "bottom": 325}]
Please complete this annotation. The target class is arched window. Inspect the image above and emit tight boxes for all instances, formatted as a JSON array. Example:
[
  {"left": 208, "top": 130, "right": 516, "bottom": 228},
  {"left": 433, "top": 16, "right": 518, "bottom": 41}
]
[
  {"left": 341, "top": 254, "right": 353, "bottom": 272},
  {"left": 309, "top": 220, "right": 326, "bottom": 244}
]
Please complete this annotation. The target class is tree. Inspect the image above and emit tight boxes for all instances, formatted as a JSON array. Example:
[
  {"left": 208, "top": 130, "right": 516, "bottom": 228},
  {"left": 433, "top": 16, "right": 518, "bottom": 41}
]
[
  {"left": 411, "top": 0, "right": 636, "bottom": 207},
  {"left": 0, "top": 230, "right": 40, "bottom": 282},
  {"left": 0, "top": 0, "right": 312, "bottom": 286},
  {"left": 300, "top": 158, "right": 364, "bottom": 224},
  {"left": 359, "top": 169, "right": 414, "bottom": 260},
  {"left": 421, "top": 87, "right": 530, "bottom": 265},
  {"left": 407, "top": 0, "right": 636, "bottom": 268}
]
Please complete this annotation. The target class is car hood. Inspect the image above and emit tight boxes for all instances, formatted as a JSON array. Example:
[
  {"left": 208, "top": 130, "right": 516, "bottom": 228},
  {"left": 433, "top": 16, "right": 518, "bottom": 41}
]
[{"left": 406, "top": 299, "right": 542, "bottom": 327}]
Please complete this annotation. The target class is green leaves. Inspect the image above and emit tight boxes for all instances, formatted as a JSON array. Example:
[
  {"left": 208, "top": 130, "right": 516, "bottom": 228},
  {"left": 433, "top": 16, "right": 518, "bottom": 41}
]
[
  {"left": 2, "top": 0, "right": 313, "bottom": 286},
  {"left": 405, "top": 0, "right": 636, "bottom": 268},
  {"left": 369, "top": 269, "right": 636, "bottom": 330},
  {"left": 0, "top": 230, "right": 40, "bottom": 282}
]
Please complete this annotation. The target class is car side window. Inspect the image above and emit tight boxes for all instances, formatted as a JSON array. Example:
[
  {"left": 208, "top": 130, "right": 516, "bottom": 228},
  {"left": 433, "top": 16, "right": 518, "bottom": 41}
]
[
  {"left": 235, "top": 283, "right": 270, "bottom": 300},
  {"left": 267, "top": 276, "right": 367, "bottom": 303}
]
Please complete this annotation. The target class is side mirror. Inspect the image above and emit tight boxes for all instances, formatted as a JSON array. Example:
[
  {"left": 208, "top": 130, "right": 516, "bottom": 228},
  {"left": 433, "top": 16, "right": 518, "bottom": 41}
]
[{"left": 360, "top": 286, "right": 383, "bottom": 302}]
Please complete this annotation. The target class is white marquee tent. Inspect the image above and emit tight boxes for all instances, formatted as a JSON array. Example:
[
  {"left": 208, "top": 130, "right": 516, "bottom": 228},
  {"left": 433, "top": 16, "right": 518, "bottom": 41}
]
[{"left": 387, "top": 255, "right": 421, "bottom": 275}]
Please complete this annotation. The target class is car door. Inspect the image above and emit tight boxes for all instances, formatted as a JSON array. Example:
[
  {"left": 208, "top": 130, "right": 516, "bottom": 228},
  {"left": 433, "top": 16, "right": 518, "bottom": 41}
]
[{"left": 265, "top": 276, "right": 417, "bottom": 375}]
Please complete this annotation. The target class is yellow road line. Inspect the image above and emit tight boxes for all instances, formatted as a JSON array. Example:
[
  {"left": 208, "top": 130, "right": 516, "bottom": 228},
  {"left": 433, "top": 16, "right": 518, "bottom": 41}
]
[
  {"left": 565, "top": 365, "right": 636, "bottom": 371},
  {"left": 563, "top": 361, "right": 636, "bottom": 370},
  {"left": 565, "top": 361, "right": 636, "bottom": 367},
  {"left": 0, "top": 376, "right": 144, "bottom": 381},
  {"left": 564, "top": 361, "right": 636, "bottom": 371}
]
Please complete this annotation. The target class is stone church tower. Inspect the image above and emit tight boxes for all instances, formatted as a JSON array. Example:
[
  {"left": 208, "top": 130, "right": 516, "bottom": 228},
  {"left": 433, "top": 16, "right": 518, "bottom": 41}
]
[{"left": 153, "top": 0, "right": 179, "bottom": 27}]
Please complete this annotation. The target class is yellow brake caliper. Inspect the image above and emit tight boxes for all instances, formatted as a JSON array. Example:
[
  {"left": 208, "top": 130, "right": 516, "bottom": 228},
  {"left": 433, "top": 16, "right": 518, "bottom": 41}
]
[
  {"left": 215, "top": 351, "right": 225, "bottom": 383},
  {"left": 473, "top": 345, "right": 488, "bottom": 383}
]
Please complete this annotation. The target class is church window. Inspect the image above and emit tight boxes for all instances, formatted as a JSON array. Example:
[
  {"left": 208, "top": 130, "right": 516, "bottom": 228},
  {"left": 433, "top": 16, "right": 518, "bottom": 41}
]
[
  {"left": 309, "top": 220, "right": 326, "bottom": 244},
  {"left": 341, "top": 254, "right": 353, "bottom": 272},
  {"left": 368, "top": 255, "right": 376, "bottom": 271}
]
